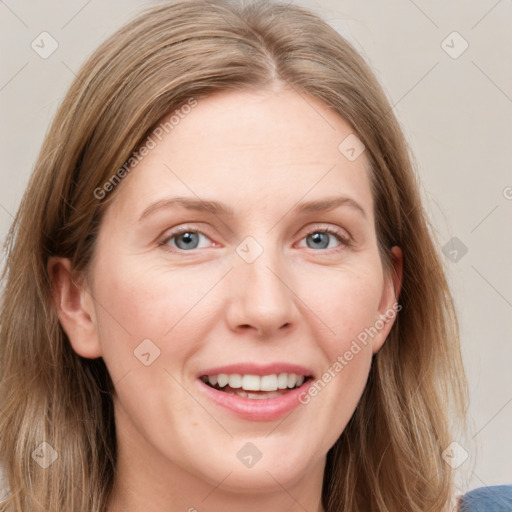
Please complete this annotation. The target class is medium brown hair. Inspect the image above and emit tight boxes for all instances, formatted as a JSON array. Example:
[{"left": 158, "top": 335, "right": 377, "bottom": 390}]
[{"left": 0, "top": 1, "right": 468, "bottom": 510}]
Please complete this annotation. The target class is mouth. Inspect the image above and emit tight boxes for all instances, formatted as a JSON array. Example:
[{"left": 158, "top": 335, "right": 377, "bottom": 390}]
[
  {"left": 199, "top": 372, "right": 313, "bottom": 400},
  {"left": 196, "top": 363, "right": 315, "bottom": 421}
]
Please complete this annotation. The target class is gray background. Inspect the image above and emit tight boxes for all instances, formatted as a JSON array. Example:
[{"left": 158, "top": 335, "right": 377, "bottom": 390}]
[{"left": 0, "top": 0, "right": 511, "bottom": 495}]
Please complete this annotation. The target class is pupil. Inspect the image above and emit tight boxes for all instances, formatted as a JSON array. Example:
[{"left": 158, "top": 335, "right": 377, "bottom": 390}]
[
  {"left": 177, "top": 232, "right": 198, "bottom": 249},
  {"left": 309, "top": 232, "right": 328, "bottom": 249}
]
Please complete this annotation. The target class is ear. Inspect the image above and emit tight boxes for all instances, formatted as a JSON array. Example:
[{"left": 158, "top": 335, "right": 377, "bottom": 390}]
[
  {"left": 47, "top": 256, "right": 103, "bottom": 359},
  {"left": 372, "top": 246, "right": 403, "bottom": 354}
]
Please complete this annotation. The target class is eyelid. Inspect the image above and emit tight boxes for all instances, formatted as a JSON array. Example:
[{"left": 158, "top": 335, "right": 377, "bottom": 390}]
[{"left": 159, "top": 224, "right": 216, "bottom": 250}]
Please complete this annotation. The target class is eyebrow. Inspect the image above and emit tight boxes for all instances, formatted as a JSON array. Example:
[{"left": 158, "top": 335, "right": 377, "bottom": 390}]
[{"left": 138, "top": 195, "right": 367, "bottom": 221}]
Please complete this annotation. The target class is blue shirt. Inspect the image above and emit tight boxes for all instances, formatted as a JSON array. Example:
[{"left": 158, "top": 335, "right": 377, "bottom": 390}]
[{"left": 459, "top": 485, "right": 512, "bottom": 511}]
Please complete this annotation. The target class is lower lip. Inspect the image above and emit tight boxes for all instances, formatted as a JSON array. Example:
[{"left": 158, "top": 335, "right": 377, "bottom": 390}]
[{"left": 198, "top": 379, "right": 312, "bottom": 422}]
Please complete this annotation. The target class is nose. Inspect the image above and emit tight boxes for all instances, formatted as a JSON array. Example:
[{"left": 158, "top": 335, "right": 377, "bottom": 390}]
[{"left": 224, "top": 246, "right": 300, "bottom": 338}]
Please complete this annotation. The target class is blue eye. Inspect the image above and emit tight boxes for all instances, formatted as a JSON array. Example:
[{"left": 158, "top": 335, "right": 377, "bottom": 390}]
[
  {"left": 163, "top": 229, "right": 212, "bottom": 251},
  {"left": 160, "top": 225, "right": 350, "bottom": 253},
  {"left": 304, "top": 231, "right": 337, "bottom": 249},
  {"left": 300, "top": 227, "right": 350, "bottom": 251}
]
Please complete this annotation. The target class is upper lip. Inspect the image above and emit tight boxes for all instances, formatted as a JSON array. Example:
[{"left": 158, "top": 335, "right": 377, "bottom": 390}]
[{"left": 197, "top": 362, "right": 314, "bottom": 378}]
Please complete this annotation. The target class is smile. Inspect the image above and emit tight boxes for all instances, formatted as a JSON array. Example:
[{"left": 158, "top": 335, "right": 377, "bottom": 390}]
[
  {"left": 200, "top": 373, "right": 308, "bottom": 399},
  {"left": 197, "top": 363, "right": 314, "bottom": 421}
]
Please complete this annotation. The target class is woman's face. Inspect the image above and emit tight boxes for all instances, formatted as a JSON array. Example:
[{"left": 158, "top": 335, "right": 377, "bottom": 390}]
[{"left": 61, "top": 88, "right": 401, "bottom": 498}]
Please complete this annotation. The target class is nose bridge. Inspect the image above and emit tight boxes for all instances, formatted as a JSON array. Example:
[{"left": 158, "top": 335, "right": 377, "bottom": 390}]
[{"left": 227, "top": 233, "right": 298, "bottom": 335}]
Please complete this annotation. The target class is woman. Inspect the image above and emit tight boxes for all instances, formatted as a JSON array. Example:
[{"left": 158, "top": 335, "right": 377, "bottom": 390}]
[{"left": 0, "top": 0, "right": 470, "bottom": 510}]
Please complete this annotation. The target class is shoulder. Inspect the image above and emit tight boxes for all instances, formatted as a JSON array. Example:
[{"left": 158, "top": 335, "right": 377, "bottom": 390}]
[{"left": 458, "top": 485, "right": 512, "bottom": 511}]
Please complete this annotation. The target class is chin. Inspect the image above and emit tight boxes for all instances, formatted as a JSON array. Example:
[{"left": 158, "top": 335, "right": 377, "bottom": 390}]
[
  {"left": 206, "top": 461, "right": 310, "bottom": 494},
  {"left": 195, "top": 439, "right": 321, "bottom": 493}
]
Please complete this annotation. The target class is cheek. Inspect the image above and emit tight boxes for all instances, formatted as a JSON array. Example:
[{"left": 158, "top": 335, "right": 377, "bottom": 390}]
[
  {"left": 300, "top": 262, "right": 384, "bottom": 351},
  {"left": 90, "top": 254, "right": 221, "bottom": 380},
  {"left": 296, "top": 263, "right": 382, "bottom": 412}
]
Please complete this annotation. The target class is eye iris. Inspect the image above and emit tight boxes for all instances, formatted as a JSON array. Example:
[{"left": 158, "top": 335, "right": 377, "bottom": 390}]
[
  {"left": 169, "top": 230, "right": 337, "bottom": 251},
  {"left": 308, "top": 232, "right": 329, "bottom": 249},
  {"left": 175, "top": 232, "right": 199, "bottom": 250}
]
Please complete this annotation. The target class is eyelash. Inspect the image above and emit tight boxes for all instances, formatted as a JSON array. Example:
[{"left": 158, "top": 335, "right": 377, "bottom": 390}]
[{"left": 159, "top": 224, "right": 352, "bottom": 253}]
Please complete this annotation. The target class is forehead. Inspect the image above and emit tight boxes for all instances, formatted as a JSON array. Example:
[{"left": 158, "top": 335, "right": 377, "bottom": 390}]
[{"left": 103, "top": 88, "right": 374, "bottom": 224}]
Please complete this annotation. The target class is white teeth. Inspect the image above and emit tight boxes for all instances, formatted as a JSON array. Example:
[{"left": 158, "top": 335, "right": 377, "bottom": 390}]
[
  {"left": 217, "top": 373, "right": 229, "bottom": 387},
  {"left": 277, "top": 373, "right": 288, "bottom": 389},
  {"left": 204, "top": 372, "right": 307, "bottom": 391},
  {"left": 287, "top": 373, "right": 297, "bottom": 388},
  {"left": 244, "top": 390, "right": 282, "bottom": 399},
  {"left": 260, "top": 374, "right": 278, "bottom": 391},
  {"left": 228, "top": 374, "right": 242, "bottom": 389},
  {"left": 242, "top": 375, "right": 260, "bottom": 391}
]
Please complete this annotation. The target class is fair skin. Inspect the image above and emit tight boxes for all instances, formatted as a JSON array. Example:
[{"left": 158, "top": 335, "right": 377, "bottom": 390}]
[{"left": 49, "top": 87, "right": 402, "bottom": 512}]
